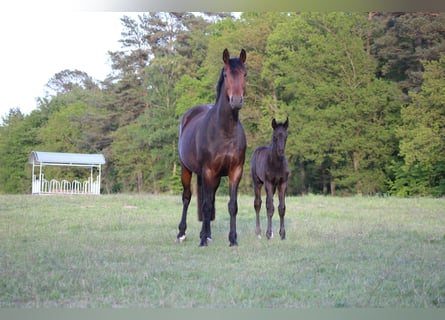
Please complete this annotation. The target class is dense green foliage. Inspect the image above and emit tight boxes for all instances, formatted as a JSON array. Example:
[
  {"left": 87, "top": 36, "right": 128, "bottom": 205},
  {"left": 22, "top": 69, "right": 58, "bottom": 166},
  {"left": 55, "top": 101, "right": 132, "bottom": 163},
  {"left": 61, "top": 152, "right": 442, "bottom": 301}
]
[{"left": 1, "top": 12, "right": 444, "bottom": 196}]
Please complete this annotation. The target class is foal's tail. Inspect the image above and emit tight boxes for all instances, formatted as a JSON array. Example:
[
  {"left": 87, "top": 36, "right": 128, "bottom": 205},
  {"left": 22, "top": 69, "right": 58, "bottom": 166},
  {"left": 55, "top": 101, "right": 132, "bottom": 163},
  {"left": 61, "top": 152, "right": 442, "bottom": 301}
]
[{"left": 250, "top": 146, "right": 266, "bottom": 179}]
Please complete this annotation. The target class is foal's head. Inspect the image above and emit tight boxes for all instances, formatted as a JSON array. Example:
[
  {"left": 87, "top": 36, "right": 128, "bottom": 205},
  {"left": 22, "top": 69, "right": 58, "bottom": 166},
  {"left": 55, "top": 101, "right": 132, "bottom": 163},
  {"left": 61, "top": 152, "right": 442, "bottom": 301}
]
[
  {"left": 271, "top": 117, "right": 289, "bottom": 159},
  {"left": 217, "top": 48, "right": 247, "bottom": 110}
]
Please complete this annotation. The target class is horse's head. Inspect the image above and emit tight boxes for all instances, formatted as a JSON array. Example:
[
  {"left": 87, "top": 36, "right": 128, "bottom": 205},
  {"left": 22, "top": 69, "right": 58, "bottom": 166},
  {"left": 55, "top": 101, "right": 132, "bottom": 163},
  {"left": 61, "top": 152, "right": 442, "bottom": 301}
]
[
  {"left": 221, "top": 48, "right": 247, "bottom": 110},
  {"left": 272, "top": 117, "right": 289, "bottom": 159}
]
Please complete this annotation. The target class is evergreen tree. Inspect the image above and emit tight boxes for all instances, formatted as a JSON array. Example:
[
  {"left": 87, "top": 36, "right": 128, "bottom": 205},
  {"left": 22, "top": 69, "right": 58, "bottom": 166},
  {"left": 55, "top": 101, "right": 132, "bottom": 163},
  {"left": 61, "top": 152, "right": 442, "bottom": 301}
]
[{"left": 372, "top": 13, "right": 445, "bottom": 96}]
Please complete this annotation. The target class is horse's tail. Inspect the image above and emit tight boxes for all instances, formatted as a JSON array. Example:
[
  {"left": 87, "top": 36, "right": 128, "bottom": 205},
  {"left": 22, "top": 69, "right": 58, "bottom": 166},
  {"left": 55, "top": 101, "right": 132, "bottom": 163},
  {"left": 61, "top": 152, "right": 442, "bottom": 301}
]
[
  {"left": 196, "top": 174, "right": 215, "bottom": 221},
  {"left": 196, "top": 175, "right": 203, "bottom": 221}
]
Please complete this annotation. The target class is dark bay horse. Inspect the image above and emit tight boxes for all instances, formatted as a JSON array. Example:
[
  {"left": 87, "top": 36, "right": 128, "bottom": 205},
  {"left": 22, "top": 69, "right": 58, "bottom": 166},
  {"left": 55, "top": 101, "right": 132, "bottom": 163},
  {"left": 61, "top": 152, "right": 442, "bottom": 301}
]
[
  {"left": 177, "top": 48, "right": 247, "bottom": 246},
  {"left": 251, "top": 117, "right": 289, "bottom": 240}
]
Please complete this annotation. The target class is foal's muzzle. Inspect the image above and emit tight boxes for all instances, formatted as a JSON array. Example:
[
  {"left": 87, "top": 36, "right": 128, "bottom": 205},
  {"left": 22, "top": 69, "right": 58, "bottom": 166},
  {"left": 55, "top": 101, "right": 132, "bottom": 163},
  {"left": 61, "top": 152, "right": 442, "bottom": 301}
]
[{"left": 230, "top": 96, "right": 244, "bottom": 109}]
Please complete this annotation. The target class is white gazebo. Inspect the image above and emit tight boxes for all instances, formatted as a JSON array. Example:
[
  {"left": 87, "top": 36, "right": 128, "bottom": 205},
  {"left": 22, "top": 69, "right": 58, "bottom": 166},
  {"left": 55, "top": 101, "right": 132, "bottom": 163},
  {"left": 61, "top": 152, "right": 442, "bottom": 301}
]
[{"left": 30, "top": 151, "right": 106, "bottom": 195}]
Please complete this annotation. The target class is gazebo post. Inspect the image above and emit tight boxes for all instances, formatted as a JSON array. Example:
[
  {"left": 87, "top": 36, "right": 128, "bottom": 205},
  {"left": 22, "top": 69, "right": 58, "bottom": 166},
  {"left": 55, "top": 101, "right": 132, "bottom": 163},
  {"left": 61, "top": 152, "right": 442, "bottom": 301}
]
[
  {"left": 98, "top": 164, "right": 102, "bottom": 195},
  {"left": 32, "top": 159, "right": 35, "bottom": 193},
  {"left": 39, "top": 162, "right": 43, "bottom": 194},
  {"left": 90, "top": 166, "right": 93, "bottom": 193}
]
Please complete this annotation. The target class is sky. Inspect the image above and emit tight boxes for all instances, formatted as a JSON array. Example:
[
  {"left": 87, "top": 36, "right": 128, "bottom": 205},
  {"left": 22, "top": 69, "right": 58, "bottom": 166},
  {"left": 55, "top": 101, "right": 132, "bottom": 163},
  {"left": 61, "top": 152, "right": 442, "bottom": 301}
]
[{"left": 0, "top": 11, "right": 138, "bottom": 119}]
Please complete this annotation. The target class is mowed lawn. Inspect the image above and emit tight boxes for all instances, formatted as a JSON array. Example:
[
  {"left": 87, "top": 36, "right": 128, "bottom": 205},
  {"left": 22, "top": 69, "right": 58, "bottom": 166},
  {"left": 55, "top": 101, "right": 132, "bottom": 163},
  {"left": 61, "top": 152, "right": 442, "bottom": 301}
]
[{"left": 1, "top": 193, "right": 444, "bottom": 307}]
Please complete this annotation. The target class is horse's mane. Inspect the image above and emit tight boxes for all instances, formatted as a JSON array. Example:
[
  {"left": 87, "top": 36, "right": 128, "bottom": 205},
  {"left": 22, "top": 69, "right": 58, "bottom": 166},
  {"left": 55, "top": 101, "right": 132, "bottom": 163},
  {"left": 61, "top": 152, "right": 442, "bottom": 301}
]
[{"left": 215, "top": 67, "right": 224, "bottom": 102}]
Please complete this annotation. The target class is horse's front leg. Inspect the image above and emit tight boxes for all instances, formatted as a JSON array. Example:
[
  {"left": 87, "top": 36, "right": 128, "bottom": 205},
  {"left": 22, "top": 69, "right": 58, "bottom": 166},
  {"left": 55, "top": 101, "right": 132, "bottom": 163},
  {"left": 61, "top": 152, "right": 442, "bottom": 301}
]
[
  {"left": 278, "top": 182, "right": 287, "bottom": 240},
  {"left": 228, "top": 166, "right": 243, "bottom": 246},
  {"left": 265, "top": 183, "right": 275, "bottom": 240},
  {"left": 177, "top": 166, "right": 192, "bottom": 242}
]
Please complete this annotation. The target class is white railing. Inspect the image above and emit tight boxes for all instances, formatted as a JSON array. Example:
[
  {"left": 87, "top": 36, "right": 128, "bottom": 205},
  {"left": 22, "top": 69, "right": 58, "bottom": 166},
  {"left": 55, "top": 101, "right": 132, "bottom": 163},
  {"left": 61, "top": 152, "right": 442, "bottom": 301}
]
[{"left": 32, "top": 175, "right": 101, "bottom": 195}]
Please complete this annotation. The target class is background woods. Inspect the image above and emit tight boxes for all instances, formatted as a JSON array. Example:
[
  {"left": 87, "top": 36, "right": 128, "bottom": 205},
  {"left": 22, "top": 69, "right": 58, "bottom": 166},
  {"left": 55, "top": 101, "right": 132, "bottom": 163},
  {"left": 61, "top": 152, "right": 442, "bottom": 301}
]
[{"left": 1, "top": 12, "right": 444, "bottom": 196}]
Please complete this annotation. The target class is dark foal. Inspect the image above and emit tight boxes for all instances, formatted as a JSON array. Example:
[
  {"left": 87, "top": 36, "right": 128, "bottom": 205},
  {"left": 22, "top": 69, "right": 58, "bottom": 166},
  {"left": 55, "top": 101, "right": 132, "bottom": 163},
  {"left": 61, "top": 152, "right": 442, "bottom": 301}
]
[
  {"left": 251, "top": 117, "right": 290, "bottom": 240},
  {"left": 177, "top": 48, "right": 247, "bottom": 247}
]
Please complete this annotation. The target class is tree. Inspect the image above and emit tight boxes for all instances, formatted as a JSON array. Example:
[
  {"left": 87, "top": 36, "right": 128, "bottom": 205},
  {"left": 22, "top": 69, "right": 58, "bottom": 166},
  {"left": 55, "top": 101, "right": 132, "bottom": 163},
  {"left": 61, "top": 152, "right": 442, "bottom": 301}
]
[
  {"left": 394, "top": 55, "right": 445, "bottom": 196},
  {"left": 37, "top": 101, "right": 95, "bottom": 153},
  {"left": 371, "top": 13, "right": 445, "bottom": 96},
  {"left": 111, "top": 106, "right": 179, "bottom": 193},
  {"left": 0, "top": 109, "right": 41, "bottom": 193},
  {"left": 102, "top": 14, "right": 152, "bottom": 128},
  {"left": 45, "top": 69, "right": 98, "bottom": 95}
]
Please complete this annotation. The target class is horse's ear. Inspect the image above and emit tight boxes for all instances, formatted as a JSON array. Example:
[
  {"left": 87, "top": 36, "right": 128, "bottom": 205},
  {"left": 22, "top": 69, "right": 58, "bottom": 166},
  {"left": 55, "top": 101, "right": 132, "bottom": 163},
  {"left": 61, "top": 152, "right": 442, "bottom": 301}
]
[
  {"left": 239, "top": 49, "right": 246, "bottom": 64},
  {"left": 223, "top": 48, "right": 230, "bottom": 64},
  {"left": 284, "top": 117, "right": 289, "bottom": 129},
  {"left": 272, "top": 118, "right": 278, "bottom": 129}
]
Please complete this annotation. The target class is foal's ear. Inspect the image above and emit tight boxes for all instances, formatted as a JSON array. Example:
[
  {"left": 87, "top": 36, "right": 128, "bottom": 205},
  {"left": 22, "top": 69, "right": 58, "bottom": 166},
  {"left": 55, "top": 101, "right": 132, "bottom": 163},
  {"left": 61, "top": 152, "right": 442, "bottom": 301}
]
[
  {"left": 223, "top": 48, "right": 230, "bottom": 64},
  {"left": 272, "top": 118, "right": 278, "bottom": 129},
  {"left": 284, "top": 116, "right": 289, "bottom": 129},
  {"left": 239, "top": 49, "right": 246, "bottom": 64}
]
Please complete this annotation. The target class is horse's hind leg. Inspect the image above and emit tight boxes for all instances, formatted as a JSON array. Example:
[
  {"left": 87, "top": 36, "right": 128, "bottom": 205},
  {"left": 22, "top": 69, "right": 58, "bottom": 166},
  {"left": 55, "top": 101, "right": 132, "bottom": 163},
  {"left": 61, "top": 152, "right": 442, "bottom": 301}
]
[
  {"left": 253, "top": 180, "right": 263, "bottom": 239},
  {"left": 177, "top": 165, "right": 192, "bottom": 242}
]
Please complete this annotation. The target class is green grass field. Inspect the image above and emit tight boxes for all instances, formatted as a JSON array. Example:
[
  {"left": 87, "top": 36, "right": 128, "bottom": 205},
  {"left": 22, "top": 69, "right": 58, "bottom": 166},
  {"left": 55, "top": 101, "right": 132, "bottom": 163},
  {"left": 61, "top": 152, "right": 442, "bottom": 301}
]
[{"left": 1, "top": 194, "right": 444, "bottom": 307}]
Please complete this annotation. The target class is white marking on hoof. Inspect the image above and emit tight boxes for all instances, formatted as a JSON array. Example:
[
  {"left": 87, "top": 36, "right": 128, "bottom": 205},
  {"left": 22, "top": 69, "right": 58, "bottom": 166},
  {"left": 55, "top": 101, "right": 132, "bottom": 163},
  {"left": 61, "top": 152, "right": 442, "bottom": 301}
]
[
  {"left": 257, "top": 234, "right": 262, "bottom": 240},
  {"left": 178, "top": 235, "right": 186, "bottom": 243},
  {"left": 207, "top": 237, "right": 212, "bottom": 242}
]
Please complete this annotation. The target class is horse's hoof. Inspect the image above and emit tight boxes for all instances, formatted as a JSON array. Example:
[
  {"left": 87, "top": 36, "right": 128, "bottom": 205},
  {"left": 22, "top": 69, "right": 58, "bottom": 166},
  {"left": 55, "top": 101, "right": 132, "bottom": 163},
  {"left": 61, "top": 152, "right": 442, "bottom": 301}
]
[
  {"left": 177, "top": 234, "right": 186, "bottom": 243},
  {"left": 257, "top": 234, "right": 262, "bottom": 240},
  {"left": 199, "top": 236, "right": 209, "bottom": 246},
  {"left": 229, "top": 241, "right": 238, "bottom": 247}
]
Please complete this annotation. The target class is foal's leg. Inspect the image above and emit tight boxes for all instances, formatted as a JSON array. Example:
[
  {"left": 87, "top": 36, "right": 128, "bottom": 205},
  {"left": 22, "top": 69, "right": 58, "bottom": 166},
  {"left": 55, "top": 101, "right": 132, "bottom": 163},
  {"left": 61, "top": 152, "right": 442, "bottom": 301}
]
[
  {"left": 278, "top": 182, "right": 287, "bottom": 240},
  {"left": 265, "top": 183, "right": 276, "bottom": 239},
  {"left": 228, "top": 166, "right": 243, "bottom": 246},
  {"left": 177, "top": 165, "right": 192, "bottom": 242},
  {"left": 253, "top": 179, "right": 263, "bottom": 239}
]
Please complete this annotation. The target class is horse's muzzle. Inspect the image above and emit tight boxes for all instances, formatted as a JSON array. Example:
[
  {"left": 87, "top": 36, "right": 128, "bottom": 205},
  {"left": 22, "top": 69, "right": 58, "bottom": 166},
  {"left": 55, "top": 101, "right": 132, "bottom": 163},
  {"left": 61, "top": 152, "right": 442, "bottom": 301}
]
[
  {"left": 277, "top": 148, "right": 286, "bottom": 159},
  {"left": 230, "top": 96, "right": 244, "bottom": 109}
]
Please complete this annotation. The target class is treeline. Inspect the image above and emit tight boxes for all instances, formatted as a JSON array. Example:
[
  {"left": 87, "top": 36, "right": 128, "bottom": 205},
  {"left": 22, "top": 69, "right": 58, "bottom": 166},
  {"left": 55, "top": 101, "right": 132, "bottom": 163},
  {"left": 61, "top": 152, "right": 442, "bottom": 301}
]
[{"left": 1, "top": 12, "right": 444, "bottom": 196}]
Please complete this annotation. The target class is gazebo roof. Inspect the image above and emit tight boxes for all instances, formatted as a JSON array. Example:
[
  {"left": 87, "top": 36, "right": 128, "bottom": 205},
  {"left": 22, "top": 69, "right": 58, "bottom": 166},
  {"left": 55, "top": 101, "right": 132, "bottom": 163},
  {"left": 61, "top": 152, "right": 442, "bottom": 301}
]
[{"left": 30, "top": 151, "right": 106, "bottom": 166}]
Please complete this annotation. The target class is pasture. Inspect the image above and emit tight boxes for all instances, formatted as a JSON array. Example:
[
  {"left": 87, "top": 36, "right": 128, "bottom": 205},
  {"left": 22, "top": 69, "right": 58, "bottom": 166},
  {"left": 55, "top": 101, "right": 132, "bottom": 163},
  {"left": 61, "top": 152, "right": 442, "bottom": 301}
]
[{"left": 1, "top": 194, "right": 444, "bottom": 307}]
